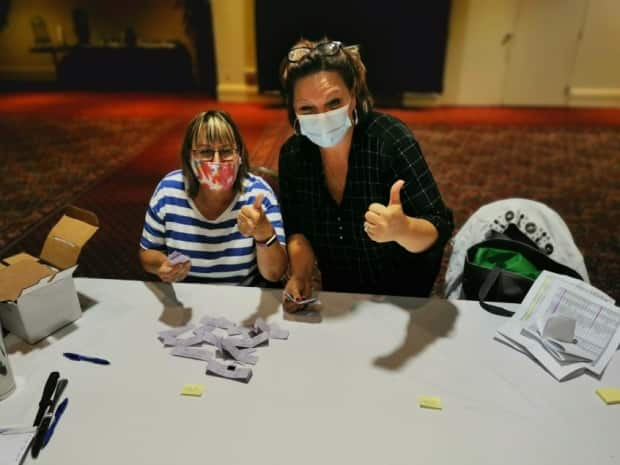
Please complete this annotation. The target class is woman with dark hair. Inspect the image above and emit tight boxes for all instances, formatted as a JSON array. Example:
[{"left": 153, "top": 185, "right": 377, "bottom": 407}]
[
  {"left": 278, "top": 38, "right": 453, "bottom": 308},
  {"left": 139, "top": 110, "right": 287, "bottom": 285}
]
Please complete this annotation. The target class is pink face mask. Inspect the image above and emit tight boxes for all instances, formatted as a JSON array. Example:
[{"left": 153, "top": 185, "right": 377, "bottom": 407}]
[{"left": 192, "top": 159, "right": 239, "bottom": 191}]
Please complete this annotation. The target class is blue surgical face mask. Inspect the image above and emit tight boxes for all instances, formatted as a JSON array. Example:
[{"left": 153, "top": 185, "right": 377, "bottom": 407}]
[{"left": 297, "top": 104, "right": 352, "bottom": 148}]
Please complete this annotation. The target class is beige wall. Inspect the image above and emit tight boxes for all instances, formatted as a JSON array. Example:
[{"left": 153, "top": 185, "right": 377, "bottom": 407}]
[
  {"left": 210, "top": 0, "right": 258, "bottom": 101},
  {"left": 438, "top": 0, "right": 620, "bottom": 107},
  {"left": 441, "top": 0, "right": 518, "bottom": 105},
  {"left": 569, "top": 0, "right": 620, "bottom": 106},
  {"left": 2, "top": 0, "right": 618, "bottom": 107}
]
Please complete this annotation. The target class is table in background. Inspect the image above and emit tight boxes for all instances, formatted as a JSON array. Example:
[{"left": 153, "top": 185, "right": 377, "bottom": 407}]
[
  {"left": 1, "top": 278, "right": 618, "bottom": 465},
  {"left": 53, "top": 43, "right": 194, "bottom": 90}
]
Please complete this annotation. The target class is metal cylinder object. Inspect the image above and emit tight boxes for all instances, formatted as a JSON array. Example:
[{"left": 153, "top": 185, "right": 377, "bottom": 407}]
[{"left": 0, "top": 320, "right": 16, "bottom": 401}]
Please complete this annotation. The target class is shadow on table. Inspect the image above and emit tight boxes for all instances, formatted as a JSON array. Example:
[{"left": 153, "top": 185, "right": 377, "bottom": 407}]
[
  {"left": 281, "top": 291, "right": 371, "bottom": 324},
  {"left": 241, "top": 288, "right": 282, "bottom": 327},
  {"left": 6, "top": 291, "right": 101, "bottom": 354},
  {"left": 241, "top": 288, "right": 368, "bottom": 326},
  {"left": 372, "top": 297, "right": 458, "bottom": 371},
  {"left": 232, "top": 286, "right": 458, "bottom": 372},
  {"left": 144, "top": 282, "right": 193, "bottom": 327},
  {"left": 277, "top": 291, "right": 458, "bottom": 370}
]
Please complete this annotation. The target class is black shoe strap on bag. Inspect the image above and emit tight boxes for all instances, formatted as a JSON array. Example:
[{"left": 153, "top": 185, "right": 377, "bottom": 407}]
[{"left": 477, "top": 267, "right": 515, "bottom": 317}]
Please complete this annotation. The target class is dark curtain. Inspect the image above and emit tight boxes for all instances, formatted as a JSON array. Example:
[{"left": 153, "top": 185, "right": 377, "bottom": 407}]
[
  {"left": 0, "top": 0, "right": 10, "bottom": 30},
  {"left": 255, "top": 0, "right": 451, "bottom": 97},
  {"left": 182, "top": 0, "right": 217, "bottom": 96}
]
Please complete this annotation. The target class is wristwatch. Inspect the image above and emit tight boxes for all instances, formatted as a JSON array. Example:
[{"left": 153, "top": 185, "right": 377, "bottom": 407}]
[{"left": 256, "top": 232, "right": 278, "bottom": 247}]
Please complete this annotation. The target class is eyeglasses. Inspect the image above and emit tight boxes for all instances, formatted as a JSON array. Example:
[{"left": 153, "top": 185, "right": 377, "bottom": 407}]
[
  {"left": 191, "top": 146, "right": 238, "bottom": 162},
  {"left": 287, "top": 40, "right": 357, "bottom": 63}
]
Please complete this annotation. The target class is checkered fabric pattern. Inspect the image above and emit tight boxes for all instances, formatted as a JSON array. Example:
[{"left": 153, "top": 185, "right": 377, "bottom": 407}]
[{"left": 279, "top": 111, "right": 453, "bottom": 296}]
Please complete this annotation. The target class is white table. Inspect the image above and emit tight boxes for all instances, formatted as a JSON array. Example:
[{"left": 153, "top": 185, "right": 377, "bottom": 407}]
[{"left": 1, "top": 278, "right": 618, "bottom": 465}]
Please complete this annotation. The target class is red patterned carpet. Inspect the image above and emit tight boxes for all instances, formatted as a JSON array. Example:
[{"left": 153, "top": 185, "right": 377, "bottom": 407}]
[{"left": 1, "top": 92, "right": 619, "bottom": 299}]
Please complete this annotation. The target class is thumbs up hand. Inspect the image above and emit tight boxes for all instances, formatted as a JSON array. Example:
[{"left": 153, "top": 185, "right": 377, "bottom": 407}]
[
  {"left": 364, "top": 180, "right": 409, "bottom": 243},
  {"left": 238, "top": 193, "right": 273, "bottom": 240}
]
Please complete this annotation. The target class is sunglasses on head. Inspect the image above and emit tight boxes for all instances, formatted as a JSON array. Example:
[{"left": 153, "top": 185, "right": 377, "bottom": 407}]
[{"left": 287, "top": 40, "right": 358, "bottom": 63}]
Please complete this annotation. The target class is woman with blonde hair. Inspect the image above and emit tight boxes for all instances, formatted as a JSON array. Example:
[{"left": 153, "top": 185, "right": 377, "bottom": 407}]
[{"left": 140, "top": 110, "right": 287, "bottom": 285}]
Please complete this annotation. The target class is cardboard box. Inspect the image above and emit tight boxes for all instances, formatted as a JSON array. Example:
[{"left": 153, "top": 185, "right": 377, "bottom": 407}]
[{"left": 0, "top": 206, "right": 99, "bottom": 344}]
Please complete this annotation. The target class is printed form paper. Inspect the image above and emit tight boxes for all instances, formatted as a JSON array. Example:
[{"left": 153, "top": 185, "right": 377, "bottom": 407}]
[{"left": 496, "top": 271, "right": 620, "bottom": 381}]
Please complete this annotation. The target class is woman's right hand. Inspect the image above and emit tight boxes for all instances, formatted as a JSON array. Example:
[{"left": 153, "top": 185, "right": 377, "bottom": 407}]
[
  {"left": 283, "top": 274, "right": 313, "bottom": 312},
  {"left": 157, "top": 260, "right": 191, "bottom": 283}
]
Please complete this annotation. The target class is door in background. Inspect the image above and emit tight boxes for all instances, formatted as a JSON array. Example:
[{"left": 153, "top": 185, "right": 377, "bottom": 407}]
[{"left": 502, "top": 0, "right": 587, "bottom": 105}]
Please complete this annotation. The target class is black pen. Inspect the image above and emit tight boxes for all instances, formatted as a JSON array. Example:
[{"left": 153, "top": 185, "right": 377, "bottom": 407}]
[
  {"left": 32, "top": 374, "right": 67, "bottom": 458},
  {"left": 31, "top": 414, "right": 52, "bottom": 458},
  {"left": 33, "top": 372, "right": 59, "bottom": 427}
]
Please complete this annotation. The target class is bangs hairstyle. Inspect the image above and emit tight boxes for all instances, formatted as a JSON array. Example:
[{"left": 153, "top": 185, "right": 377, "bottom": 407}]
[
  {"left": 180, "top": 110, "right": 249, "bottom": 198},
  {"left": 279, "top": 37, "right": 374, "bottom": 127}
]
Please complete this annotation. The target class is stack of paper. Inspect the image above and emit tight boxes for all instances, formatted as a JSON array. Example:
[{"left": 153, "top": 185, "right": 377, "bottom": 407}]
[
  {"left": 157, "top": 316, "right": 289, "bottom": 383},
  {"left": 495, "top": 271, "right": 620, "bottom": 381}
]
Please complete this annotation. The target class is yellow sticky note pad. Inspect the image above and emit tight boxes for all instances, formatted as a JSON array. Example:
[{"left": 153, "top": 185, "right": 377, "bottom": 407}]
[
  {"left": 418, "top": 395, "right": 442, "bottom": 410},
  {"left": 596, "top": 387, "right": 620, "bottom": 405},
  {"left": 181, "top": 384, "right": 204, "bottom": 397}
]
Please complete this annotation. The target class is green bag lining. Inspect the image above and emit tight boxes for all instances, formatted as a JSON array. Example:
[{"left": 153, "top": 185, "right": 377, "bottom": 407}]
[{"left": 473, "top": 247, "right": 541, "bottom": 280}]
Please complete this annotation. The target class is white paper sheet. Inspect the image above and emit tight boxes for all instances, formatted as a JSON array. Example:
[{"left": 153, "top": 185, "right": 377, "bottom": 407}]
[
  {"left": 0, "top": 427, "right": 36, "bottom": 465},
  {"left": 496, "top": 271, "right": 620, "bottom": 381}
]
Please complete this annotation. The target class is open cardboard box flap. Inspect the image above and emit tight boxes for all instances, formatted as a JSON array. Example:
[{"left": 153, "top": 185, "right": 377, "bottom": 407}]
[
  {"left": 0, "top": 205, "right": 99, "bottom": 301},
  {"left": 0, "top": 260, "right": 54, "bottom": 302},
  {"left": 40, "top": 206, "right": 99, "bottom": 270},
  {"left": 3, "top": 252, "right": 39, "bottom": 266}
]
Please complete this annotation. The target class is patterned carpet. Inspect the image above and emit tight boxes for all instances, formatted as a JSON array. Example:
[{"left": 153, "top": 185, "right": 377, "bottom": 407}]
[
  {"left": 0, "top": 116, "right": 177, "bottom": 251},
  {"left": 1, "top": 94, "right": 618, "bottom": 301},
  {"left": 412, "top": 125, "right": 620, "bottom": 300}
]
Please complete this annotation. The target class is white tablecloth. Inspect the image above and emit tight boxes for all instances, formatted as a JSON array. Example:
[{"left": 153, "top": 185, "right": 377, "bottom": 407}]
[{"left": 1, "top": 278, "right": 618, "bottom": 465}]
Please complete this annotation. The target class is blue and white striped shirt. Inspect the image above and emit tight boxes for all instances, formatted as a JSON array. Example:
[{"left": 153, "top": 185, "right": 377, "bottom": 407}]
[{"left": 140, "top": 170, "right": 285, "bottom": 285}]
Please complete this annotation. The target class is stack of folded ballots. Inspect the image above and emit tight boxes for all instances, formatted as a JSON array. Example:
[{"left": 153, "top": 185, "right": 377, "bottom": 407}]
[
  {"left": 157, "top": 316, "right": 289, "bottom": 383},
  {"left": 495, "top": 271, "right": 620, "bottom": 381}
]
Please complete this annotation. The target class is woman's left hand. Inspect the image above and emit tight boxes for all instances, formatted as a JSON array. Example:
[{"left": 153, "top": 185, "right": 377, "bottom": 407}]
[
  {"left": 238, "top": 193, "right": 273, "bottom": 240},
  {"left": 364, "top": 180, "right": 409, "bottom": 243}
]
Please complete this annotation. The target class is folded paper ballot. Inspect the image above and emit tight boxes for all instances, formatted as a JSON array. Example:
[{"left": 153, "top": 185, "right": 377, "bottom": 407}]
[
  {"left": 158, "top": 315, "right": 288, "bottom": 384},
  {"left": 226, "top": 325, "right": 244, "bottom": 336},
  {"left": 200, "top": 315, "right": 236, "bottom": 330},
  {"left": 158, "top": 324, "right": 195, "bottom": 339},
  {"left": 496, "top": 271, "right": 620, "bottom": 381},
  {"left": 161, "top": 335, "right": 180, "bottom": 347},
  {"left": 220, "top": 339, "right": 258, "bottom": 365},
  {"left": 201, "top": 331, "right": 222, "bottom": 349},
  {"left": 167, "top": 251, "right": 190, "bottom": 265},
  {"left": 228, "top": 330, "right": 269, "bottom": 348},
  {"left": 172, "top": 335, "right": 205, "bottom": 347},
  {"left": 171, "top": 346, "right": 214, "bottom": 362},
  {"left": 206, "top": 359, "right": 252, "bottom": 383}
]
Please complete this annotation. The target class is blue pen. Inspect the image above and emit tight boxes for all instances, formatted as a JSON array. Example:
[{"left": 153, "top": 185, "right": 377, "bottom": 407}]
[
  {"left": 63, "top": 352, "right": 110, "bottom": 365},
  {"left": 42, "top": 398, "right": 68, "bottom": 447}
]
